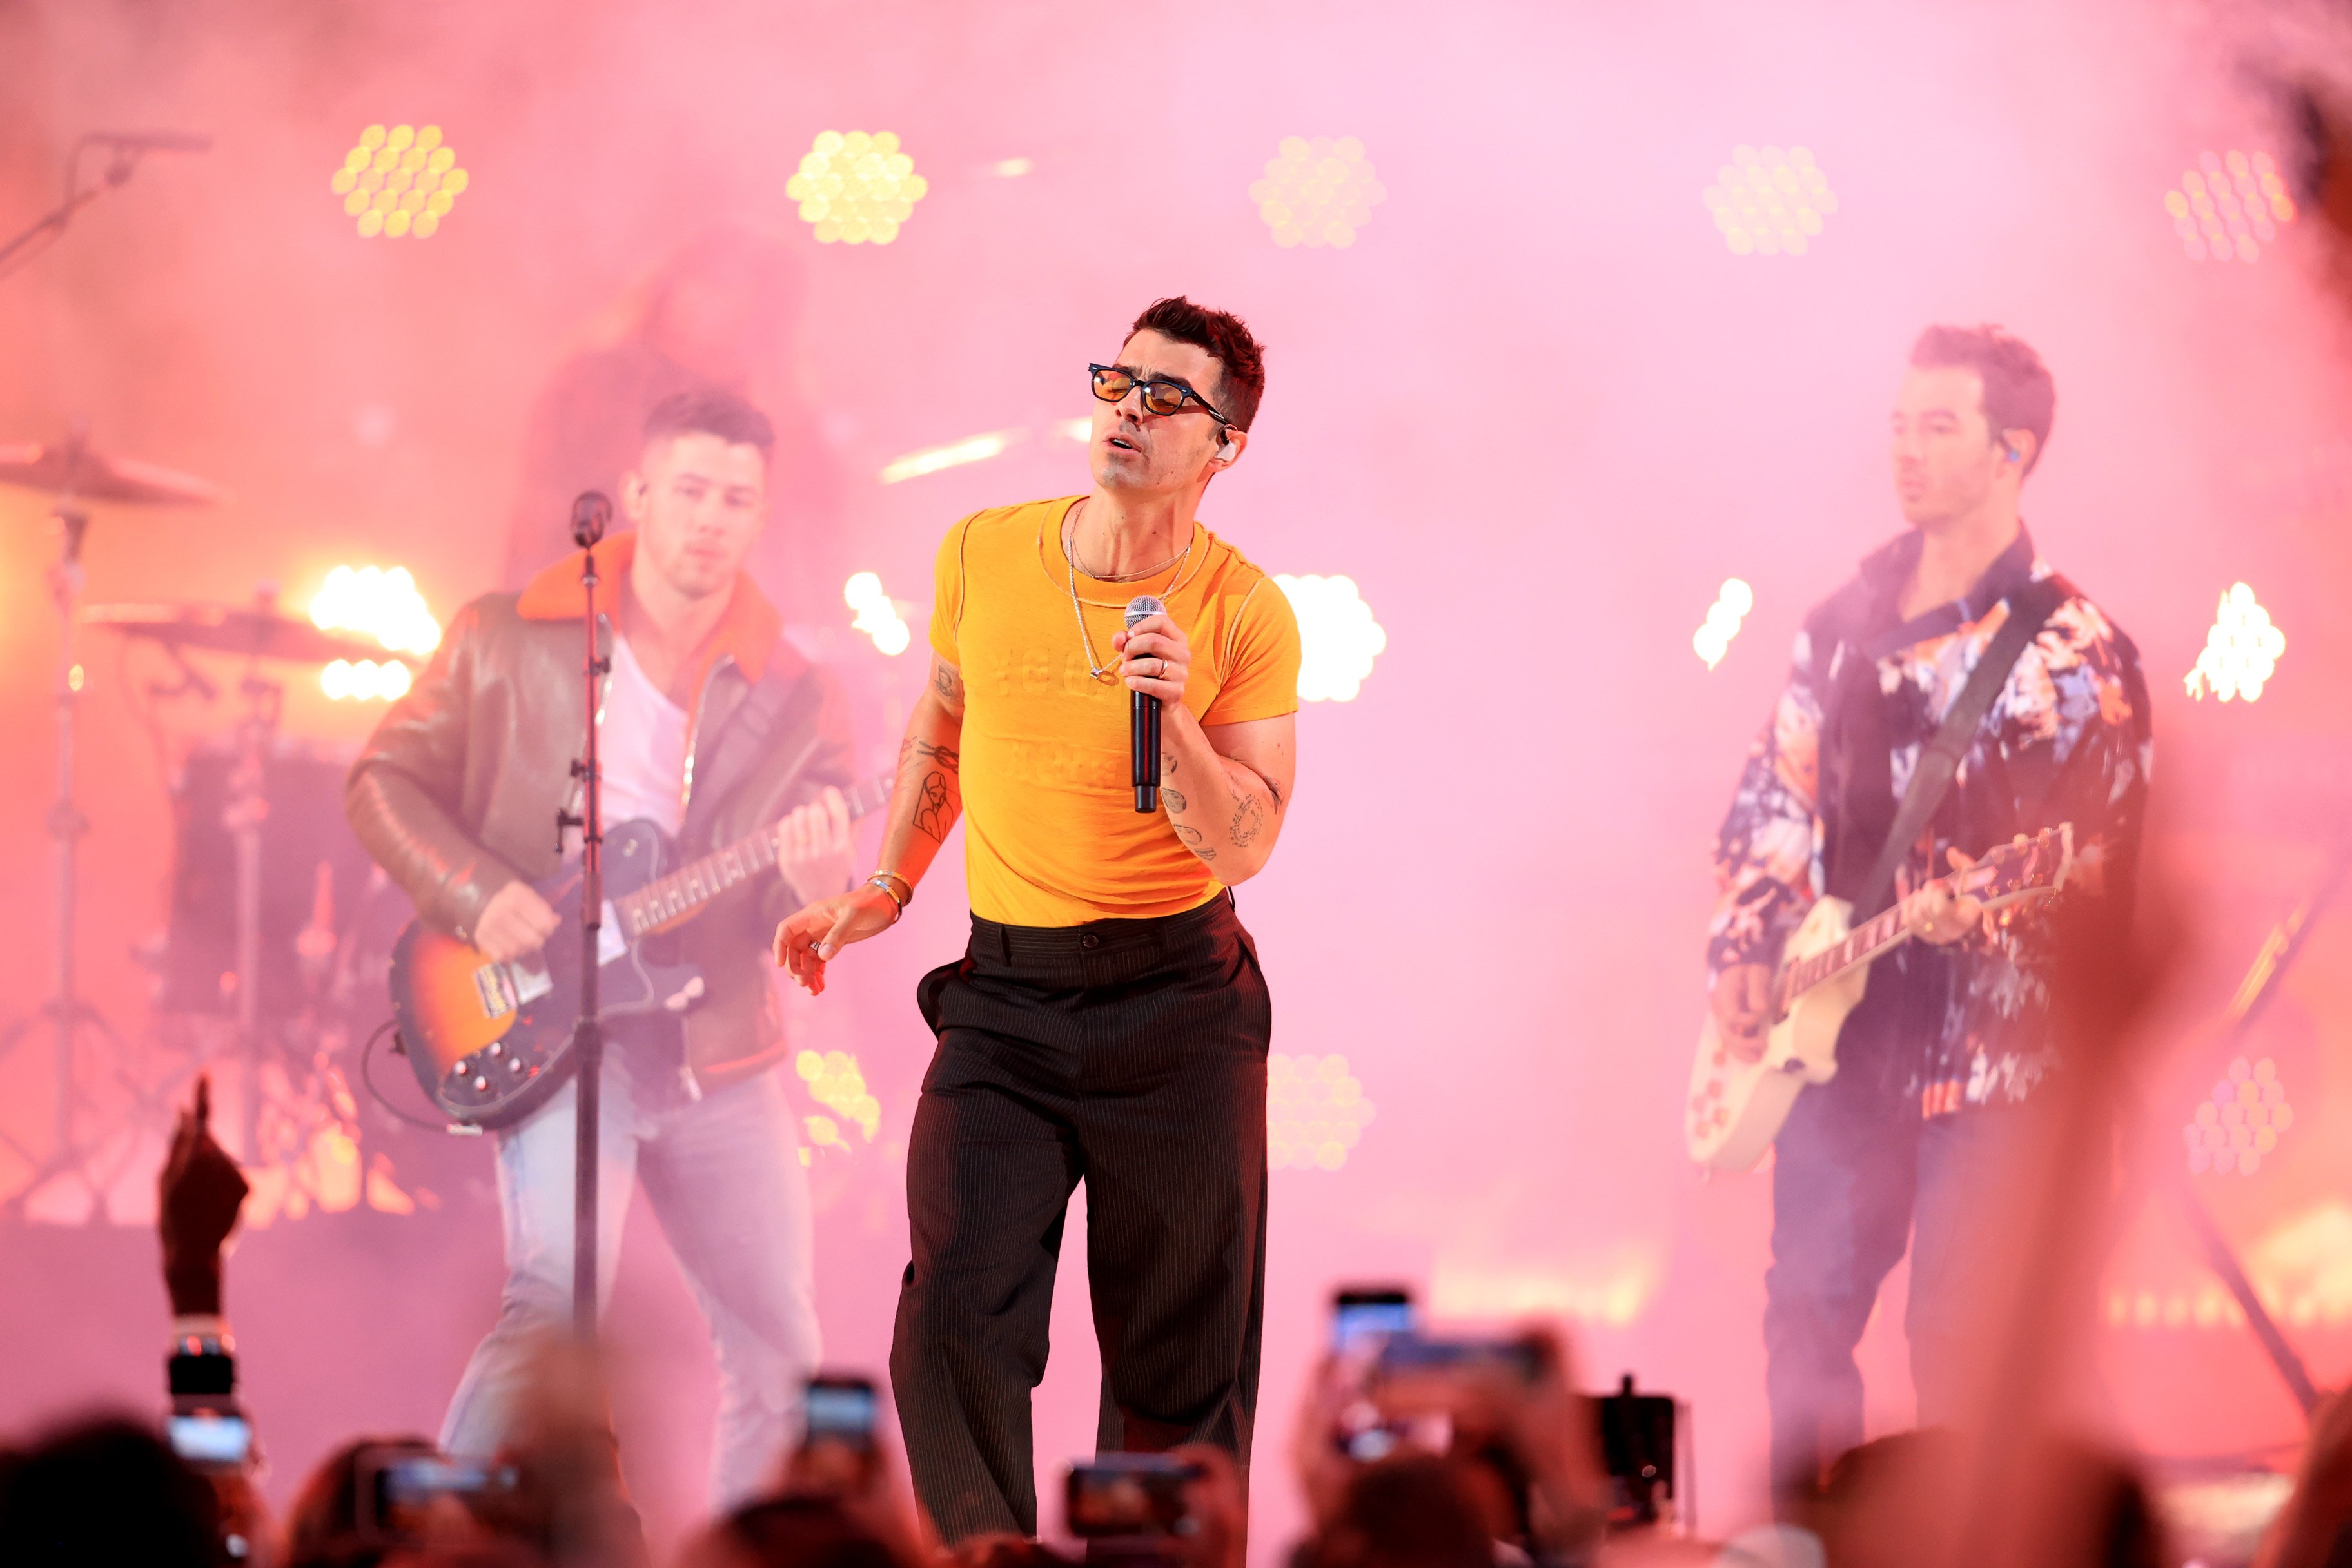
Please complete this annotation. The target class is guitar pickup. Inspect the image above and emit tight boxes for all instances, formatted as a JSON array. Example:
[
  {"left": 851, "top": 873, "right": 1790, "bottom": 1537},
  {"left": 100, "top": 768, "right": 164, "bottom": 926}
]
[{"left": 473, "top": 956, "right": 554, "bottom": 1019}]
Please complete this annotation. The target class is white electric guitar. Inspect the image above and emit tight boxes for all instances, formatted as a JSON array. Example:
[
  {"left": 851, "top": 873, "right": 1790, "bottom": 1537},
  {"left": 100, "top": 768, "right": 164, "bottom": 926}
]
[{"left": 1685, "top": 824, "right": 2076, "bottom": 1170}]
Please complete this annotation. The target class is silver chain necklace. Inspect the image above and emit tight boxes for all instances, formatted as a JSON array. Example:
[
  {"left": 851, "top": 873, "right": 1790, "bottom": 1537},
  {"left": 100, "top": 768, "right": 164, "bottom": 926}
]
[{"left": 1063, "top": 503, "right": 1193, "bottom": 683}]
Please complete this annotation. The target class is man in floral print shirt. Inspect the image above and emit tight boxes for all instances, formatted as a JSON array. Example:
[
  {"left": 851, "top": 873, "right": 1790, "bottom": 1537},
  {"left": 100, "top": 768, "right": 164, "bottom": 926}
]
[{"left": 1707, "top": 325, "right": 2151, "bottom": 1500}]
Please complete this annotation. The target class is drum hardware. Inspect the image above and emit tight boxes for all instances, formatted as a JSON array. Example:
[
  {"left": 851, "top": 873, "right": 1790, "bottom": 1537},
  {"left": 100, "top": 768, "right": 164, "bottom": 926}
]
[
  {"left": 87, "top": 585, "right": 411, "bottom": 1163},
  {"left": 0, "top": 431, "right": 220, "bottom": 1220}
]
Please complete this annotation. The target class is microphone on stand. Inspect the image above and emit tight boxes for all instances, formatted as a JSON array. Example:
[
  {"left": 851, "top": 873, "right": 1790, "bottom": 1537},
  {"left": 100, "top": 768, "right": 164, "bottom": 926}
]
[
  {"left": 571, "top": 490, "right": 611, "bottom": 547},
  {"left": 1126, "top": 595, "right": 1166, "bottom": 814},
  {"left": 85, "top": 132, "right": 213, "bottom": 153}
]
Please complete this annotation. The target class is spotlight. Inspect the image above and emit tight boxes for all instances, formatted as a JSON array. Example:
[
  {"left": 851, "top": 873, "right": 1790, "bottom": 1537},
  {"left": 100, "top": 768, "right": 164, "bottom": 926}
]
[
  {"left": 2184, "top": 582, "right": 2284, "bottom": 701},
  {"left": 843, "top": 572, "right": 912, "bottom": 656},
  {"left": 329, "top": 124, "right": 468, "bottom": 240},
  {"left": 1702, "top": 146, "right": 1838, "bottom": 257},
  {"left": 796, "top": 1048, "right": 882, "bottom": 1157},
  {"left": 879, "top": 429, "right": 1019, "bottom": 485},
  {"left": 1694, "top": 578, "right": 1754, "bottom": 669},
  {"left": 787, "top": 130, "right": 928, "bottom": 245},
  {"left": 1274, "top": 574, "right": 1386, "bottom": 702},
  {"left": 1268, "top": 1053, "right": 1376, "bottom": 1171},
  {"left": 2186, "top": 1055, "right": 2291, "bottom": 1176},
  {"left": 311, "top": 564, "right": 442, "bottom": 656},
  {"left": 2163, "top": 150, "right": 2297, "bottom": 264},
  {"left": 1249, "top": 137, "right": 1386, "bottom": 249},
  {"left": 320, "top": 658, "right": 413, "bottom": 702}
]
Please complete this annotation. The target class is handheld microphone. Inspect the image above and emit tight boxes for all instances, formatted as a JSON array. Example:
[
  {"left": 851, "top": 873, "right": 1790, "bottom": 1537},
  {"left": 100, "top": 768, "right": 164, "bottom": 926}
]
[
  {"left": 1126, "top": 595, "right": 1166, "bottom": 814},
  {"left": 86, "top": 132, "right": 213, "bottom": 153},
  {"left": 571, "top": 491, "right": 612, "bottom": 547}
]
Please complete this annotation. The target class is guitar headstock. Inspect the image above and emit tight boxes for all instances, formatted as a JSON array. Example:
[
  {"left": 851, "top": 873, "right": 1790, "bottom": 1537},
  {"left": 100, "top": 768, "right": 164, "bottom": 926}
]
[{"left": 1966, "top": 823, "right": 2075, "bottom": 908}]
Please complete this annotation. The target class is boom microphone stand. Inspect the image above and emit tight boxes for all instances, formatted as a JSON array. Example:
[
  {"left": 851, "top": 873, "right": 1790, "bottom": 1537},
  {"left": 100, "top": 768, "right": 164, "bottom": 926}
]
[{"left": 557, "top": 492, "right": 613, "bottom": 1336}]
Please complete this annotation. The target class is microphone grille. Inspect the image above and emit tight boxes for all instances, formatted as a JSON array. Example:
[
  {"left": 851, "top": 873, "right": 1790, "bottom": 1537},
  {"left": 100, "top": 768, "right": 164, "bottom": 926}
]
[{"left": 1124, "top": 594, "right": 1166, "bottom": 629}]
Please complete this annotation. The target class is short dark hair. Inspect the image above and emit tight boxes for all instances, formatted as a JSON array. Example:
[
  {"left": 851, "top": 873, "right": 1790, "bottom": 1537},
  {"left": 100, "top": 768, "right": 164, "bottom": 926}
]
[
  {"left": 1127, "top": 296, "right": 1266, "bottom": 433},
  {"left": 1909, "top": 323, "right": 2057, "bottom": 474},
  {"left": 643, "top": 386, "right": 776, "bottom": 462}
]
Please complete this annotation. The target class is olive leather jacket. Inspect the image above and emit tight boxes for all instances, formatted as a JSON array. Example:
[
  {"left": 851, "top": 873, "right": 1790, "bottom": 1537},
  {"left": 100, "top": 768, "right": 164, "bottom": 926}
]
[{"left": 346, "top": 536, "right": 855, "bottom": 1093}]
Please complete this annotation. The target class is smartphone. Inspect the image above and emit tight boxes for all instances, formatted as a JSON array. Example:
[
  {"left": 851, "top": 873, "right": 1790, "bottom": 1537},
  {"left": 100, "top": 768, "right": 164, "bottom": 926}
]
[
  {"left": 353, "top": 1447, "right": 520, "bottom": 1543},
  {"left": 1064, "top": 1453, "right": 1202, "bottom": 1539},
  {"left": 1373, "top": 1332, "right": 1542, "bottom": 1384},
  {"left": 1594, "top": 1375, "right": 1678, "bottom": 1527},
  {"left": 1329, "top": 1286, "right": 1416, "bottom": 1355},
  {"left": 166, "top": 1407, "right": 253, "bottom": 1470},
  {"left": 804, "top": 1373, "right": 878, "bottom": 1451}
]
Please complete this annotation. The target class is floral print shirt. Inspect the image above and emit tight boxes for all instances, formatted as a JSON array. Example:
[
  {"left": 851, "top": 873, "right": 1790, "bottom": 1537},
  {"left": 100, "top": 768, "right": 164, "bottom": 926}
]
[{"left": 1708, "top": 528, "right": 2152, "bottom": 1117}]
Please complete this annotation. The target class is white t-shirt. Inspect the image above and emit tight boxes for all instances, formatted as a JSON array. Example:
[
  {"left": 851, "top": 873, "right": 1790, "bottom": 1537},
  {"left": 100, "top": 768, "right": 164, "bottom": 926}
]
[{"left": 598, "top": 633, "right": 689, "bottom": 837}]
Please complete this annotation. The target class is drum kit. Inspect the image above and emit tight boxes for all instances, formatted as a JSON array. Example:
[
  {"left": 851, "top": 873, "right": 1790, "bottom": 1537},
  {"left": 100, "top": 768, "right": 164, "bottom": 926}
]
[{"left": 0, "top": 434, "right": 421, "bottom": 1221}]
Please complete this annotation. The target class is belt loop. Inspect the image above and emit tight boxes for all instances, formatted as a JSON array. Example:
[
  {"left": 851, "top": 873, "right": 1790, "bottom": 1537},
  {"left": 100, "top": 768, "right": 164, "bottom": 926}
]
[{"left": 997, "top": 921, "right": 1011, "bottom": 964}]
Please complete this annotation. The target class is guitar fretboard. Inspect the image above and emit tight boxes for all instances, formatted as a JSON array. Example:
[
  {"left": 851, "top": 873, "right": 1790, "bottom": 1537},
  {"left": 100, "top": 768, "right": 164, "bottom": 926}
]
[
  {"left": 1770, "top": 827, "right": 2071, "bottom": 1018},
  {"left": 614, "top": 774, "right": 894, "bottom": 937},
  {"left": 1777, "top": 903, "right": 1910, "bottom": 1010}
]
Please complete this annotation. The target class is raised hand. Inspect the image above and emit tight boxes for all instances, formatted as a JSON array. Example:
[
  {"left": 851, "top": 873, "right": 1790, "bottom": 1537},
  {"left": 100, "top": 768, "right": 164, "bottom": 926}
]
[{"left": 159, "top": 1076, "right": 250, "bottom": 1317}]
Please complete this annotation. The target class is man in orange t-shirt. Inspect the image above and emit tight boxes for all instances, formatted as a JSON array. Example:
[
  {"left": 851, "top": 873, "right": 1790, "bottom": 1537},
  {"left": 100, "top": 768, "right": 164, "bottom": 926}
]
[{"left": 776, "top": 297, "right": 1300, "bottom": 1540}]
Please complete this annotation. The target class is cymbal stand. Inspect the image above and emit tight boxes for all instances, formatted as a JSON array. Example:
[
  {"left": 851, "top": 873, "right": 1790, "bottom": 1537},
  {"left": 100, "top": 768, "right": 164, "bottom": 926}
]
[
  {"left": 0, "top": 480, "right": 132, "bottom": 1218},
  {"left": 225, "top": 656, "right": 284, "bottom": 1162}
]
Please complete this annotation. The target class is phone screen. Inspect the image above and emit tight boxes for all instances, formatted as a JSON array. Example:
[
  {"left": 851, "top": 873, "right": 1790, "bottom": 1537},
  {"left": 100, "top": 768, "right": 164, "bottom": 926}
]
[
  {"left": 1064, "top": 1454, "right": 1200, "bottom": 1538},
  {"left": 1330, "top": 1287, "right": 1415, "bottom": 1355},
  {"left": 804, "top": 1377, "right": 877, "bottom": 1447},
  {"left": 167, "top": 1411, "right": 252, "bottom": 1467}
]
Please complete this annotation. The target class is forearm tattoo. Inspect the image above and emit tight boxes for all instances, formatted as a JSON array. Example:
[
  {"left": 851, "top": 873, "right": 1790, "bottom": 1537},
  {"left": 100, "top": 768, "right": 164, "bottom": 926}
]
[
  {"left": 1162, "top": 787, "right": 1188, "bottom": 813},
  {"left": 899, "top": 738, "right": 960, "bottom": 844},
  {"left": 1229, "top": 795, "right": 1266, "bottom": 848}
]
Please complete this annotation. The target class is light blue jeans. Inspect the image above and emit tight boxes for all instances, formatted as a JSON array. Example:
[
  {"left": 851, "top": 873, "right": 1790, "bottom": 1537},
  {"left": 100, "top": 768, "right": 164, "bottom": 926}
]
[{"left": 440, "top": 1032, "right": 820, "bottom": 1510}]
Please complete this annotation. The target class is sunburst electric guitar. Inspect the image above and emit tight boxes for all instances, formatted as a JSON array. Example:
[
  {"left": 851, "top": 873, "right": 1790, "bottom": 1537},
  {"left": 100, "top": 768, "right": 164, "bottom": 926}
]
[
  {"left": 1685, "top": 824, "right": 2075, "bottom": 1171},
  {"left": 390, "top": 774, "right": 892, "bottom": 1130}
]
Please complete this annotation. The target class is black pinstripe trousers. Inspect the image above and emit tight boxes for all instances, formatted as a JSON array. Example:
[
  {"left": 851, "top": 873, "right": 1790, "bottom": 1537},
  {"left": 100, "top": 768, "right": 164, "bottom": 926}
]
[{"left": 889, "top": 893, "right": 1271, "bottom": 1542}]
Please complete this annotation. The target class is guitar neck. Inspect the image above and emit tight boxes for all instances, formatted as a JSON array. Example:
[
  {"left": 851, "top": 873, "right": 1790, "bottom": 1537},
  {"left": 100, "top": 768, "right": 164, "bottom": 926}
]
[
  {"left": 1778, "top": 903, "right": 1913, "bottom": 1010},
  {"left": 614, "top": 772, "right": 895, "bottom": 937}
]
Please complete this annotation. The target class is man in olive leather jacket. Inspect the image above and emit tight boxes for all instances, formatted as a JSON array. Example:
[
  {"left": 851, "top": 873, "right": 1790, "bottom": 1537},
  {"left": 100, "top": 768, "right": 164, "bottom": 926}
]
[{"left": 347, "top": 388, "right": 857, "bottom": 1507}]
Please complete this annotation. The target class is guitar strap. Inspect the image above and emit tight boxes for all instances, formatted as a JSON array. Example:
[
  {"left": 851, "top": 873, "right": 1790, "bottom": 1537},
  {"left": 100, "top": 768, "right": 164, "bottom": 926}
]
[{"left": 1850, "top": 574, "right": 2072, "bottom": 920}]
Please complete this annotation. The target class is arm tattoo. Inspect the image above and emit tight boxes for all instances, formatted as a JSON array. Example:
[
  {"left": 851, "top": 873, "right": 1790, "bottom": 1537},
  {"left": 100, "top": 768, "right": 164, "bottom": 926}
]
[
  {"left": 1173, "top": 823, "right": 1204, "bottom": 845},
  {"left": 899, "top": 736, "right": 961, "bottom": 773},
  {"left": 1229, "top": 794, "right": 1266, "bottom": 848},
  {"left": 912, "top": 773, "right": 954, "bottom": 843},
  {"left": 1162, "top": 787, "right": 1188, "bottom": 813},
  {"left": 933, "top": 662, "right": 961, "bottom": 701},
  {"left": 1162, "top": 750, "right": 1178, "bottom": 778}
]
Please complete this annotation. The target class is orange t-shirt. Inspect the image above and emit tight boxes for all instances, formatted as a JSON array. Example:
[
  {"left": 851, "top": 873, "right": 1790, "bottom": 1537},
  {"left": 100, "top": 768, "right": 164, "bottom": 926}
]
[{"left": 930, "top": 496, "right": 1302, "bottom": 926}]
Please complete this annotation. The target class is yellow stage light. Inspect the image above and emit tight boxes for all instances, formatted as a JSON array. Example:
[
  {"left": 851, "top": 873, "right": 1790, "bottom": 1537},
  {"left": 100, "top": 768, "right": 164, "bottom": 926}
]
[
  {"left": 787, "top": 130, "right": 928, "bottom": 245},
  {"left": 1702, "top": 146, "right": 1839, "bottom": 257},
  {"left": 1694, "top": 578, "right": 1754, "bottom": 669},
  {"left": 2185, "top": 582, "right": 2284, "bottom": 701},
  {"left": 2187, "top": 1056, "right": 2291, "bottom": 1177},
  {"left": 843, "top": 572, "right": 912, "bottom": 656},
  {"left": 1250, "top": 137, "right": 1386, "bottom": 249},
  {"left": 2164, "top": 150, "right": 2296, "bottom": 263},
  {"left": 796, "top": 1049, "right": 882, "bottom": 1153},
  {"left": 331, "top": 125, "right": 466, "bottom": 239},
  {"left": 879, "top": 429, "right": 1018, "bottom": 485},
  {"left": 1274, "top": 574, "right": 1386, "bottom": 702},
  {"left": 320, "top": 658, "right": 413, "bottom": 702},
  {"left": 1268, "top": 1053, "right": 1376, "bottom": 1171},
  {"left": 311, "top": 564, "right": 442, "bottom": 656}
]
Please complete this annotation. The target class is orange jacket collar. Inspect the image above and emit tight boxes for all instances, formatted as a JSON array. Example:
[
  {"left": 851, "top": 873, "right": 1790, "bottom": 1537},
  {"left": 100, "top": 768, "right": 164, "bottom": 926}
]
[{"left": 516, "top": 531, "right": 782, "bottom": 684}]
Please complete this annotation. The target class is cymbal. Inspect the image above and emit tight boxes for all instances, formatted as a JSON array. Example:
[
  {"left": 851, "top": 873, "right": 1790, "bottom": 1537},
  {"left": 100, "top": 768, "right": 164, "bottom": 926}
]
[
  {"left": 81, "top": 602, "right": 411, "bottom": 666},
  {"left": 0, "top": 440, "right": 228, "bottom": 508}
]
